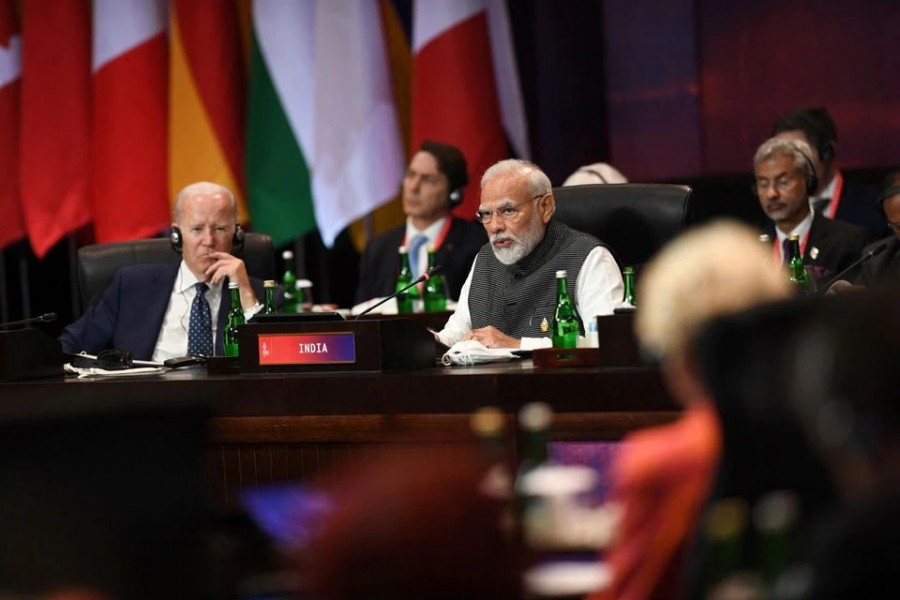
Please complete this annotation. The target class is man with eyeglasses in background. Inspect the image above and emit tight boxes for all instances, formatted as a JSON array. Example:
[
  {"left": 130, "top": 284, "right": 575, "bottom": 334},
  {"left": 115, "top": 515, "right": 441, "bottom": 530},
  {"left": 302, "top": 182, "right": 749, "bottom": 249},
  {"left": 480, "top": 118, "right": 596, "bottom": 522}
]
[
  {"left": 754, "top": 136, "right": 866, "bottom": 288},
  {"left": 436, "top": 159, "right": 624, "bottom": 350}
]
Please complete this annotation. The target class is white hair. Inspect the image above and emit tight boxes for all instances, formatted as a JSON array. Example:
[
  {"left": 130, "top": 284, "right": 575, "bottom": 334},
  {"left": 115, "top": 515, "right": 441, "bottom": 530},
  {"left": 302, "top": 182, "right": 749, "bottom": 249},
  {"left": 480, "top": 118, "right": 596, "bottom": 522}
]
[{"left": 173, "top": 181, "right": 237, "bottom": 221}]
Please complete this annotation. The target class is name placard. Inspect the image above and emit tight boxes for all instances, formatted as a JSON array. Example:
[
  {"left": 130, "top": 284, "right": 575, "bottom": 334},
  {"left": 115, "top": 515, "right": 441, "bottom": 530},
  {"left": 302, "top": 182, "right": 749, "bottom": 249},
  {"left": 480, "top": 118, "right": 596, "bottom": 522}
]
[{"left": 257, "top": 332, "right": 356, "bottom": 365}]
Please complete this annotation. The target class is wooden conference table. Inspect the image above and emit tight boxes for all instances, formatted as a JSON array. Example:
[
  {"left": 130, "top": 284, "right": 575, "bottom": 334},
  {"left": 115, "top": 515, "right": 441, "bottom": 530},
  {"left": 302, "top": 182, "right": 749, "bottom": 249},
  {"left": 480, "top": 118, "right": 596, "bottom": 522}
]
[{"left": 0, "top": 355, "right": 677, "bottom": 508}]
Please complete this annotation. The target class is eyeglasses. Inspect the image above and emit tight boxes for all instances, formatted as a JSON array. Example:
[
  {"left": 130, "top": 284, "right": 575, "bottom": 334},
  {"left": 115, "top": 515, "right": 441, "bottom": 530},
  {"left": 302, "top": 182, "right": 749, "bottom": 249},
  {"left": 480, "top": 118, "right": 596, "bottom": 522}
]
[
  {"left": 475, "top": 194, "right": 547, "bottom": 224},
  {"left": 754, "top": 174, "right": 801, "bottom": 194}
]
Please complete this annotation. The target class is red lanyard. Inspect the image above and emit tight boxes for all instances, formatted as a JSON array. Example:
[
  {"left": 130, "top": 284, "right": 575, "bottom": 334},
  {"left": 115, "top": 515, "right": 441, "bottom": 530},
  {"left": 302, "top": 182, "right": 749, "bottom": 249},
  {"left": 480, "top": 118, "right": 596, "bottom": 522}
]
[{"left": 821, "top": 172, "right": 844, "bottom": 219}]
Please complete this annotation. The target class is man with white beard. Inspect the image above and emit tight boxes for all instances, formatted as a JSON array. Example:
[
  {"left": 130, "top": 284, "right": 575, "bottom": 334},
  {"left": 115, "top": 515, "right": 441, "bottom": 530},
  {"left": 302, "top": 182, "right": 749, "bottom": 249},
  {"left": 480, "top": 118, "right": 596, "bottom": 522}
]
[{"left": 436, "top": 159, "right": 624, "bottom": 350}]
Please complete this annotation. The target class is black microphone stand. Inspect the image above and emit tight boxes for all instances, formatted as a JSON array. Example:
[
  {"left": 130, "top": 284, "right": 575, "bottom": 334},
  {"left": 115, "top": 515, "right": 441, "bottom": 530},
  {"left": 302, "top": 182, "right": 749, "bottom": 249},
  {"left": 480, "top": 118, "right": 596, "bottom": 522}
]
[
  {"left": 0, "top": 312, "right": 58, "bottom": 331},
  {"left": 354, "top": 266, "right": 443, "bottom": 320}
]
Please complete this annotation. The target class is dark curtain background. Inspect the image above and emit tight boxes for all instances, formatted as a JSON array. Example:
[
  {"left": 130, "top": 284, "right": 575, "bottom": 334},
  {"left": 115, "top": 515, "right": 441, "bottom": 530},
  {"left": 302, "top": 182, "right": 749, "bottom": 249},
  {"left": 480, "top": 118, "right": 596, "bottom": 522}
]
[{"left": 3, "top": 0, "right": 897, "bottom": 330}]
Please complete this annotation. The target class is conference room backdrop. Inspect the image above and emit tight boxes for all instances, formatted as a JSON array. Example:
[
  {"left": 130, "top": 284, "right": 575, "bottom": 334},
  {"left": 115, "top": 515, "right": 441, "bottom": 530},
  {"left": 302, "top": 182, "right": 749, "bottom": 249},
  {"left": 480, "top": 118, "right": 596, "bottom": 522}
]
[{"left": 0, "top": 0, "right": 897, "bottom": 327}]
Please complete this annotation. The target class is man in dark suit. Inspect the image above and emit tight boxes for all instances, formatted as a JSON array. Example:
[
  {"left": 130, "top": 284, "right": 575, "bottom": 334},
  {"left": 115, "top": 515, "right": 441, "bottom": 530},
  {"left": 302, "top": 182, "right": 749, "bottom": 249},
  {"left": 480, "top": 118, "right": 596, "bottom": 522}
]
[
  {"left": 754, "top": 137, "right": 867, "bottom": 287},
  {"left": 60, "top": 182, "right": 266, "bottom": 361},
  {"left": 772, "top": 107, "right": 887, "bottom": 241},
  {"left": 856, "top": 169, "right": 900, "bottom": 287},
  {"left": 355, "top": 141, "right": 486, "bottom": 306}
]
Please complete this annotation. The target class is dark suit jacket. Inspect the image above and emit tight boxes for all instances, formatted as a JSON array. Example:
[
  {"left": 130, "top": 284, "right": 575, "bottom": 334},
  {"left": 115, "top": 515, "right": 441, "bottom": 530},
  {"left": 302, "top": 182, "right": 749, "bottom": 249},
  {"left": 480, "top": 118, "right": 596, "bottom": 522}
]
[
  {"left": 355, "top": 217, "right": 487, "bottom": 304},
  {"left": 59, "top": 262, "right": 266, "bottom": 360},
  {"left": 856, "top": 236, "right": 900, "bottom": 288},
  {"left": 767, "top": 212, "right": 867, "bottom": 286},
  {"left": 805, "top": 212, "right": 868, "bottom": 284},
  {"left": 834, "top": 176, "right": 888, "bottom": 243}
]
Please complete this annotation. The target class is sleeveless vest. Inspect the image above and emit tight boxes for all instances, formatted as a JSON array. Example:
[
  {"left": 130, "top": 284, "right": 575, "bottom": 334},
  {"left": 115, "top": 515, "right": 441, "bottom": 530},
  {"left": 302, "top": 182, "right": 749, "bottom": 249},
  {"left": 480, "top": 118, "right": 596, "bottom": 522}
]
[{"left": 468, "top": 220, "right": 601, "bottom": 339}]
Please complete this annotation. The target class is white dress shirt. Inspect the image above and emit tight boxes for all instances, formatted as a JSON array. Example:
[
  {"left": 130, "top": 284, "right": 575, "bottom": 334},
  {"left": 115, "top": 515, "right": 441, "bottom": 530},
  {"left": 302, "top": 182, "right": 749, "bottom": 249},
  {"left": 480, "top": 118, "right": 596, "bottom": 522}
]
[
  {"left": 775, "top": 207, "right": 814, "bottom": 265},
  {"left": 405, "top": 216, "right": 449, "bottom": 277},
  {"left": 437, "top": 245, "right": 624, "bottom": 349},
  {"left": 152, "top": 262, "right": 224, "bottom": 362}
]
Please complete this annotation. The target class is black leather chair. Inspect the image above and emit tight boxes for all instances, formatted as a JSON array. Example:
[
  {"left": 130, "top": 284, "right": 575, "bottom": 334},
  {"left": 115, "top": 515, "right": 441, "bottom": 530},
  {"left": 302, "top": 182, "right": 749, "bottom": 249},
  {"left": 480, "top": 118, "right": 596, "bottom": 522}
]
[
  {"left": 551, "top": 183, "right": 693, "bottom": 268},
  {"left": 76, "top": 233, "right": 277, "bottom": 316}
]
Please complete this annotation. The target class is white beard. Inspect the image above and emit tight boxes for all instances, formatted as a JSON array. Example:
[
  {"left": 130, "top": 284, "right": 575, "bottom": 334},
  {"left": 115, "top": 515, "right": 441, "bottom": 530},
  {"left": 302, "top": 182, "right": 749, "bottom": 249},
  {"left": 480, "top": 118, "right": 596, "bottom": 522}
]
[{"left": 490, "top": 220, "right": 544, "bottom": 265}]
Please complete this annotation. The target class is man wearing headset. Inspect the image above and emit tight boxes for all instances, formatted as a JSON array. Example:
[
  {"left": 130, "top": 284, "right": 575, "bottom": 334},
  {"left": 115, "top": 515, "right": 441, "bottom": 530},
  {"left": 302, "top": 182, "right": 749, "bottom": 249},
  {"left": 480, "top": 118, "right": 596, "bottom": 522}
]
[
  {"left": 772, "top": 107, "right": 885, "bottom": 241},
  {"left": 60, "top": 181, "right": 266, "bottom": 361},
  {"left": 754, "top": 136, "right": 866, "bottom": 286},
  {"left": 354, "top": 140, "right": 487, "bottom": 305}
]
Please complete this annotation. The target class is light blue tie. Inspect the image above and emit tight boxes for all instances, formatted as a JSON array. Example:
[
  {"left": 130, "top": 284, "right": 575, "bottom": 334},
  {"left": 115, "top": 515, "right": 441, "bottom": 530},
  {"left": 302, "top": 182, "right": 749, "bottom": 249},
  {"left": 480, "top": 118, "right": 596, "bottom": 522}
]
[
  {"left": 408, "top": 234, "right": 429, "bottom": 277},
  {"left": 187, "top": 283, "right": 213, "bottom": 357}
]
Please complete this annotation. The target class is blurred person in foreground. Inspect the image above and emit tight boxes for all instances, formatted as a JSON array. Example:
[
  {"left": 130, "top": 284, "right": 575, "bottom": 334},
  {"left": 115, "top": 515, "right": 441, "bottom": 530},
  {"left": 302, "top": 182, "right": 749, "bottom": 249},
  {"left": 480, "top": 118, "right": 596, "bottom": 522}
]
[
  {"left": 754, "top": 136, "right": 866, "bottom": 287},
  {"left": 783, "top": 286, "right": 900, "bottom": 598},
  {"left": 437, "top": 159, "right": 623, "bottom": 349},
  {"left": 60, "top": 182, "right": 267, "bottom": 361},
  {"left": 300, "top": 448, "right": 522, "bottom": 600},
  {"left": 587, "top": 221, "right": 792, "bottom": 600},
  {"left": 355, "top": 141, "right": 486, "bottom": 306}
]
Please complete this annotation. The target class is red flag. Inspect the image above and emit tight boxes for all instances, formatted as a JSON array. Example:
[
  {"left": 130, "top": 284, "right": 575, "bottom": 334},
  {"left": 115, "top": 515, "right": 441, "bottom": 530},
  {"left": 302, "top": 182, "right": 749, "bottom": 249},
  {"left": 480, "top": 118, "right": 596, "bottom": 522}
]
[
  {"left": 92, "top": 0, "right": 169, "bottom": 243},
  {"left": 20, "top": 0, "right": 91, "bottom": 258},
  {"left": 412, "top": 1, "right": 510, "bottom": 219},
  {"left": 0, "top": 0, "right": 24, "bottom": 249}
]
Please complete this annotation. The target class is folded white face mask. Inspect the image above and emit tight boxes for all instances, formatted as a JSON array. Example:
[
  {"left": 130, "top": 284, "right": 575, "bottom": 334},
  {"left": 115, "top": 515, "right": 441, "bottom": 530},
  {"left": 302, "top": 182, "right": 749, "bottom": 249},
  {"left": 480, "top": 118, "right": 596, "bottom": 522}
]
[{"left": 441, "top": 339, "right": 519, "bottom": 366}]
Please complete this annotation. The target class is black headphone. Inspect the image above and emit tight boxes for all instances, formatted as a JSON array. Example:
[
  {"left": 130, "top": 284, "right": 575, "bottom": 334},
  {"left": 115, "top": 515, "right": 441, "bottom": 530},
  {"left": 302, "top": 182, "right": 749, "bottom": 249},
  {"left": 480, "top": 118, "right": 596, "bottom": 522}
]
[
  {"left": 170, "top": 224, "right": 245, "bottom": 253},
  {"left": 797, "top": 148, "right": 819, "bottom": 196},
  {"left": 448, "top": 187, "right": 464, "bottom": 207}
]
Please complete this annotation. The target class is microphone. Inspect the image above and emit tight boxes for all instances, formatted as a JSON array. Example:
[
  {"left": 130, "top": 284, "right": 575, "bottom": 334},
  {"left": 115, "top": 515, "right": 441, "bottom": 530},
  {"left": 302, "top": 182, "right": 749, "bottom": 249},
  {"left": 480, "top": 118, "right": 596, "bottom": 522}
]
[
  {"left": 354, "top": 266, "right": 443, "bottom": 319},
  {"left": 0, "top": 312, "right": 57, "bottom": 331},
  {"left": 818, "top": 240, "right": 890, "bottom": 294}
]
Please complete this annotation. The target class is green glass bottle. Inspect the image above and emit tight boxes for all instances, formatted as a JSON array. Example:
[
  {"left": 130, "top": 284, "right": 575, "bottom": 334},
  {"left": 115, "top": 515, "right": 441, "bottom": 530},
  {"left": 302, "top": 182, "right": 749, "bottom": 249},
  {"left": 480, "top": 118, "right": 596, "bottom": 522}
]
[
  {"left": 787, "top": 235, "right": 811, "bottom": 293},
  {"left": 263, "top": 280, "right": 277, "bottom": 315},
  {"left": 281, "top": 250, "right": 298, "bottom": 313},
  {"left": 753, "top": 490, "right": 799, "bottom": 591},
  {"left": 702, "top": 498, "right": 754, "bottom": 595},
  {"left": 422, "top": 245, "right": 447, "bottom": 313},
  {"left": 623, "top": 266, "right": 636, "bottom": 307},
  {"left": 551, "top": 270, "right": 579, "bottom": 349},
  {"left": 395, "top": 246, "right": 416, "bottom": 314},
  {"left": 224, "top": 281, "right": 245, "bottom": 357},
  {"left": 514, "top": 402, "right": 553, "bottom": 549}
]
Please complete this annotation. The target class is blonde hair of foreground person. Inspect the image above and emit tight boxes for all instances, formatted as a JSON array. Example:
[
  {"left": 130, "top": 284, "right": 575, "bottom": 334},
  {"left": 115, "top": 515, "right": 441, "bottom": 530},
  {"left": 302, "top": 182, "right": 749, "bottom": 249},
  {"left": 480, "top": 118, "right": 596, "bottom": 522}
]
[{"left": 635, "top": 219, "right": 792, "bottom": 364}]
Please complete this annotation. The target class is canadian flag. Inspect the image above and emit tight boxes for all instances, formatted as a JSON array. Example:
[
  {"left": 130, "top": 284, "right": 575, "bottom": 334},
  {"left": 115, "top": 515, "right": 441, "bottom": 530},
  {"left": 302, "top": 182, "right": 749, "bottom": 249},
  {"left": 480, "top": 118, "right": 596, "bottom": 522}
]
[
  {"left": 0, "top": 0, "right": 24, "bottom": 249},
  {"left": 412, "top": 0, "right": 529, "bottom": 220},
  {"left": 92, "top": 0, "right": 169, "bottom": 242},
  {"left": 20, "top": 0, "right": 92, "bottom": 258}
]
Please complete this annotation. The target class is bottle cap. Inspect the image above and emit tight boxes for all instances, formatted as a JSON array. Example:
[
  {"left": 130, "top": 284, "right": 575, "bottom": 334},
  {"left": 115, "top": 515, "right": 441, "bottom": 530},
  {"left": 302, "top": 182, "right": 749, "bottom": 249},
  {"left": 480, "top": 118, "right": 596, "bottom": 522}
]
[
  {"left": 471, "top": 406, "right": 505, "bottom": 438},
  {"left": 282, "top": 250, "right": 293, "bottom": 260},
  {"left": 789, "top": 233, "right": 800, "bottom": 241},
  {"left": 263, "top": 279, "right": 276, "bottom": 288},
  {"left": 519, "top": 401, "right": 552, "bottom": 431},
  {"left": 555, "top": 270, "right": 568, "bottom": 279},
  {"left": 398, "top": 246, "right": 408, "bottom": 254},
  {"left": 228, "top": 281, "right": 239, "bottom": 289},
  {"left": 623, "top": 266, "right": 634, "bottom": 275}
]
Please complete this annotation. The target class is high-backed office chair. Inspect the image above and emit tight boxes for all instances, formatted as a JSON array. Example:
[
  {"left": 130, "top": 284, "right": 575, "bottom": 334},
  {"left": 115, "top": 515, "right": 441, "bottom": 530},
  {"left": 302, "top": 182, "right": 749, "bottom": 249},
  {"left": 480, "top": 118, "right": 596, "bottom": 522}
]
[
  {"left": 76, "top": 233, "right": 276, "bottom": 316},
  {"left": 551, "top": 183, "right": 693, "bottom": 268}
]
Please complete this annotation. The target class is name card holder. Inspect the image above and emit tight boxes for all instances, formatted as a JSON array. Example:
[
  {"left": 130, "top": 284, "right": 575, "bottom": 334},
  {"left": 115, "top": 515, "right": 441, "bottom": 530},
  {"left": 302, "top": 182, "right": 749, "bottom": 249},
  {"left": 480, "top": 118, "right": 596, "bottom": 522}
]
[
  {"left": 0, "top": 328, "right": 64, "bottom": 381},
  {"left": 238, "top": 318, "right": 435, "bottom": 373},
  {"left": 596, "top": 312, "right": 644, "bottom": 367}
]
